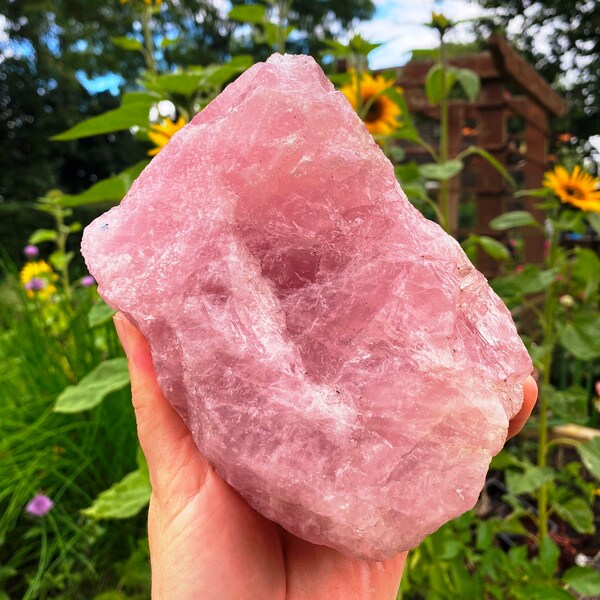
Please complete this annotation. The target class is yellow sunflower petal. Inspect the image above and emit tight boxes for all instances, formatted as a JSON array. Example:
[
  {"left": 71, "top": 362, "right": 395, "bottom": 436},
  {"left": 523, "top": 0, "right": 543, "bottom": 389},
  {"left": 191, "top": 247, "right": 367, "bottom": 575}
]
[
  {"left": 147, "top": 116, "right": 187, "bottom": 156},
  {"left": 148, "top": 129, "right": 171, "bottom": 147}
]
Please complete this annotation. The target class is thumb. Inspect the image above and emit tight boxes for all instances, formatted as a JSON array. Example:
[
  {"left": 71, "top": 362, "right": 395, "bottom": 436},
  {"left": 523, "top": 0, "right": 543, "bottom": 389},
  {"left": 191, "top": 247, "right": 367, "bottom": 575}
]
[{"left": 113, "top": 312, "right": 212, "bottom": 505}]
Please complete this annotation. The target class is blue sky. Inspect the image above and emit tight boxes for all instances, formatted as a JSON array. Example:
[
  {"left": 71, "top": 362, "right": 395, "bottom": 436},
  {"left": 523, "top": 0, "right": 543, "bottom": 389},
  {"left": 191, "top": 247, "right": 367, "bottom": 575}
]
[{"left": 0, "top": 0, "right": 484, "bottom": 94}]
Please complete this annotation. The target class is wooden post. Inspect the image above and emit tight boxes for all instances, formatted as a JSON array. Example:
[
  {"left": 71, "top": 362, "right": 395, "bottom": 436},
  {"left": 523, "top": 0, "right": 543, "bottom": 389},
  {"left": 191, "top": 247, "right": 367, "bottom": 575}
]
[{"left": 473, "top": 80, "right": 508, "bottom": 276}]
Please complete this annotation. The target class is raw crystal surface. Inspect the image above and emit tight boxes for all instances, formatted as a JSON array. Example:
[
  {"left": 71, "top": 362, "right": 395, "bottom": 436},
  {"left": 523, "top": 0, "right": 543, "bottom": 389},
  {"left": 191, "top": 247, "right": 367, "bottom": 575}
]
[{"left": 81, "top": 54, "right": 532, "bottom": 560}]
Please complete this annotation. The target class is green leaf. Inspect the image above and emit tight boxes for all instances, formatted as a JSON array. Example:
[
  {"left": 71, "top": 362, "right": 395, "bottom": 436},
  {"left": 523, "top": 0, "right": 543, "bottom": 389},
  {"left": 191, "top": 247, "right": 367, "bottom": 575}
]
[
  {"left": 505, "top": 465, "right": 555, "bottom": 495},
  {"left": 491, "top": 265, "right": 557, "bottom": 299},
  {"left": 477, "top": 235, "right": 510, "bottom": 261},
  {"left": 425, "top": 63, "right": 456, "bottom": 105},
  {"left": 118, "top": 537, "right": 151, "bottom": 589},
  {"left": 513, "top": 584, "right": 573, "bottom": 600},
  {"left": 558, "top": 312, "right": 600, "bottom": 361},
  {"left": 112, "top": 36, "right": 143, "bottom": 52},
  {"left": 388, "top": 127, "right": 425, "bottom": 145},
  {"left": 322, "top": 39, "right": 352, "bottom": 59},
  {"left": 69, "top": 221, "right": 82, "bottom": 233},
  {"left": 261, "top": 22, "right": 294, "bottom": 48},
  {"left": 508, "top": 544, "right": 528, "bottom": 568},
  {"left": 489, "top": 211, "right": 538, "bottom": 230},
  {"left": 88, "top": 301, "right": 116, "bottom": 328},
  {"left": 459, "top": 145, "right": 517, "bottom": 189},
  {"left": 515, "top": 187, "right": 553, "bottom": 198},
  {"left": 587, "top": 212, "right": 600, "bottom": 236},
  {"left": 82, "top": 468, "right": 151, "bottom": 520},
  {"left": 53, "top": 358, "right": 130, "bottom": 413},
  {"left": 49, "top": 250, "right": 74, "bottom": 270},
  {"left": 149, "top": 71, "right": 206, "bottom": 96},
  {"left": 348, "top": 34, "right": 381, "bottom": 55},
  {"left": 52, "top": 102, "right": 153, "bottom": 141},
  {"left": 578, "top": 437, "right": 600, "bottom": 480},
  {"left": 203, "top": 56, "right": 254, "bottom": 88},
  {"left": 121, "top": 91, "right": 159, "bottom": 107},
  {"left": 160, "top": 37, "right": 179, "bottom": 48},
  {"left": 228, "top": 4, "right": 266, "bottom": 24},
  {"left": 425, "top": 64, "right": 442, "bottom": 105},
  {"left": 489, "top": 450, "right": 519, "bottom": 470},
  {"left": 478, "top": 236, "right": 510, "bottom": 261},
  {"left": 563, "top": 566, "right": 600, "bottom": 596},
  {"left": 453, "top": 67, "right": 480, "bottom": 102},
  {"left": 401, "top": 182, "right": 430, "bottom": 202},
  {"left": 489, "top": 274, "right": 520, "bottom": 300},
  {"left": 386, "top": 145, "right": 405, "bottom": 163},
  {"left": 544, "top": 384, "right": 588, "bottom": 422},
  {"left": 136, "top": 446, "right": 149, "bottom": 479},
  {"left": 518, "top": 266, "right": 558, "bottom": 295},
  {"left": 552, "top": 497, "right": 594, "bottom": 534},
  {"left": 557, "top": 209, "right": 586, "bottom": 233},
  {"left": 57, "top": 161, "right": 148, "bottom": 207},
  {"left": 411, "top": 48, "right": 440, "bottom": 61},
  {"left": 395, "top": 162, "right": 422, "bottom": 184},
  {"left": 475, "top": 520, "right": 494, "bottom": 550},
  {"left": 538, "top": 537, "right": 559, "bottom": 577},
  {"left": 571, "top": 248, "right": 600, "bottom": 300},
  {"left": 419, "top": 160, "right": 463, "bottom": 181},
  {"left": 29, "top": 229, "right": 58, "bottom": 244}
]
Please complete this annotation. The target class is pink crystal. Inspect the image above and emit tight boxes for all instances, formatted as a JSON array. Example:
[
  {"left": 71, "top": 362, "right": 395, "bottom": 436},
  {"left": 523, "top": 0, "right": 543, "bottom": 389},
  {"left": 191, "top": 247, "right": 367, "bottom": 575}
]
[{"left": 82, "top": 54, "right": 532, "bottom": 560}]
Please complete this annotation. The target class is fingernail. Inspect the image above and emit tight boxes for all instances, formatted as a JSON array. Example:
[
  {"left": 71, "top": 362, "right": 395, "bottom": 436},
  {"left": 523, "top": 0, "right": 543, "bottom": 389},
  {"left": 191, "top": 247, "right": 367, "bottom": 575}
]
[{"left": 113, "top": 313, "right": 130, "bottom": 357}]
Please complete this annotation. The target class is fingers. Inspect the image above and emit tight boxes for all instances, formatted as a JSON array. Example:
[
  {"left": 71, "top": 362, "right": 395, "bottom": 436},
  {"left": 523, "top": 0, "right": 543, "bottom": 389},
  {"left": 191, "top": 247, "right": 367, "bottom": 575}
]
[
  {"left": 507, "top": 375, "right": 538, "bottom": 440},
  {"left": 114, "top": 312, "right": 212, "bottom": 504}
]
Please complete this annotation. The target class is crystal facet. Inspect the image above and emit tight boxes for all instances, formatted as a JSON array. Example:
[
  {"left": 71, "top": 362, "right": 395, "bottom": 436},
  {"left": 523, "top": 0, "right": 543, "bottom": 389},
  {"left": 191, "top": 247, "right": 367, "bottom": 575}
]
[{"left": 82, "top": 54, "right": 532, "bottom": 560}]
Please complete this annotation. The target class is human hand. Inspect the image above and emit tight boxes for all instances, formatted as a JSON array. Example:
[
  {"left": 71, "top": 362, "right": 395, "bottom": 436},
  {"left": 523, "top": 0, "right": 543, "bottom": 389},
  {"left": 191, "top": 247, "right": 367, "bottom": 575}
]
[{"left": 114, "top": 312, "right": 537, "bottom": 600}]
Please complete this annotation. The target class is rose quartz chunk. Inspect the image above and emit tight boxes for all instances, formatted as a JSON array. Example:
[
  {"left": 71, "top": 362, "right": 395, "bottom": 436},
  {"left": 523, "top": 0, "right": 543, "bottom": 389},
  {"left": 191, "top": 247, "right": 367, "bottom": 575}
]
[{"left": 82, "top": 54, "right": 532, "bottom": 560}]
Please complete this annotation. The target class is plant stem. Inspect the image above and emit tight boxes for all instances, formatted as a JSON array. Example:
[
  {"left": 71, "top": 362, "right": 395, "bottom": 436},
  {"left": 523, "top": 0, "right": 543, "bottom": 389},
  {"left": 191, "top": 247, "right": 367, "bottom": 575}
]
[
  {"left": 537, "top": 219, "right": 560, "bottom": 542},
  {"left": 54, "top": 208, "right": 72, "bottom": 301},
  {"left": 142, "top": 5, "right": 156, "bottom": 74},
  {"left": 438, "top": 32, "right": 450, "bottom": 234},
  {"left": 276, "top": 0, "right": 292, "bottom": 54}
]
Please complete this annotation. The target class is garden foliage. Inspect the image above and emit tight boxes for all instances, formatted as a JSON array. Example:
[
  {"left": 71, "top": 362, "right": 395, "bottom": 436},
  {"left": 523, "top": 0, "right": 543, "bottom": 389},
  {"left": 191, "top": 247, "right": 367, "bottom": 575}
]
[{"left": 1, "top": 2, "right": 599, "bottom": 598}]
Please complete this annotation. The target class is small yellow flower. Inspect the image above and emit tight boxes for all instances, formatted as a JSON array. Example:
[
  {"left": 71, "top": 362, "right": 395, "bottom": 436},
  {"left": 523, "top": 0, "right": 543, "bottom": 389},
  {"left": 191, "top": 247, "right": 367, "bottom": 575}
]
[
  {"left": 20, "top": 260, "right": 58, "bottom": 300},
  {"left": 147, "top": 116, "right": 186, "bottom": 156},
  {"left": 543, "top": 165, "right": 600, "bottom": 213},
  {"left": 340, "top": 73, "right": 402, "bottom": 137}
]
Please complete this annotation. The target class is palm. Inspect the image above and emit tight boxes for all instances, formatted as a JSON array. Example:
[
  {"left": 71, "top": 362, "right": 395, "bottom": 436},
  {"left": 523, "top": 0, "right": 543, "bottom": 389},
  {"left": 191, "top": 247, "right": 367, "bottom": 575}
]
[{"left": 148, "top": 436, "right": 405, "bottom": 599}]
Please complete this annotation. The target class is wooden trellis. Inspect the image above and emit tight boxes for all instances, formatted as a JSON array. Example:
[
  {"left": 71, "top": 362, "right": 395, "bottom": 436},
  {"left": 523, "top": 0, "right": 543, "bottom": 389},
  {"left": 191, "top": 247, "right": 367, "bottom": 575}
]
[{"left": 394, "top": 34, "right": 566, "bottom": 275}]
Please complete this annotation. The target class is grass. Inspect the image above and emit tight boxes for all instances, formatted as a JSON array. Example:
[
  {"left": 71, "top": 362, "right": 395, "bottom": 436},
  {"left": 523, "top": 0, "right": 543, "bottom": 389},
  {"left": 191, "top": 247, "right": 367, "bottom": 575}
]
[{"left": 0, "top": 267, "right": 149, "bottom": 599}]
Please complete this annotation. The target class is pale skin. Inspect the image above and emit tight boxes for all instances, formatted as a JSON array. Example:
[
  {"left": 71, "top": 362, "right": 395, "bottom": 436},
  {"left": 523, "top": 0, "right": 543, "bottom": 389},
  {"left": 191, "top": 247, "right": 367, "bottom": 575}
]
[{"left": 113, "top": 312, "right": 538, "bottom": 600}]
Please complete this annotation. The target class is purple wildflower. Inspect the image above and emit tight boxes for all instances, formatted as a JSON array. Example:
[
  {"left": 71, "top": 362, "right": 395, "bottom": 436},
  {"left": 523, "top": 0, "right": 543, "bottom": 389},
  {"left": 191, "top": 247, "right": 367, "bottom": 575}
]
[
  {"left": 23, "top": 244, "right": 39, "bottom": 259},
  {"left": 26, "top": 494, "right": 54, "bottom": 517},
  {"left": 24, "top": 277, "right": 46, "bottom": 292},
  {"left": 80, "top": 275, "right": 96, "bottom": 287}
]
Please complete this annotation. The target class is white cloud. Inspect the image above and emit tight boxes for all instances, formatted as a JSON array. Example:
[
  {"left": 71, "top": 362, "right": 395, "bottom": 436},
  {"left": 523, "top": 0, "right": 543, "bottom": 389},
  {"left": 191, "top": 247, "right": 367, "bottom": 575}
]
[
  {"left": 0, "top": 15, "right": 8, "bottom": 44},
  {"left": 355, "top": 0, "right": 488, "bottom": 70}
]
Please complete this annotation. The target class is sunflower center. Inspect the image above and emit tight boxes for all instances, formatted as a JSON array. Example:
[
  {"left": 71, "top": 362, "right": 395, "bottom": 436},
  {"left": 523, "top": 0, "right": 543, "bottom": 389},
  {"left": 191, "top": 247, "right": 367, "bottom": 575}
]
[
  {"left": 564, "top": 185, "right": 583, "bottom": 199},
  {"left": 364, "top": 96, "right": 384, "bottom": 124}
]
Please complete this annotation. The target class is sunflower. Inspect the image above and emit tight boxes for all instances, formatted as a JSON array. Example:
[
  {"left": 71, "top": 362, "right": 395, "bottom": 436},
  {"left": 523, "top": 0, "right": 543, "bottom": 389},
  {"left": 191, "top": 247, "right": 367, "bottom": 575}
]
[
  {"left": 147, "top": 116, "right": 187, "bottom": 156},
  {"left": 20, "top": 260, "right": 58, "bottom": 300},
  {"left": 543, "top": 165, "right": 600, "bottom": 213},
  {"left": 340, "top": 73, "right": 402, "bottom": 136}
]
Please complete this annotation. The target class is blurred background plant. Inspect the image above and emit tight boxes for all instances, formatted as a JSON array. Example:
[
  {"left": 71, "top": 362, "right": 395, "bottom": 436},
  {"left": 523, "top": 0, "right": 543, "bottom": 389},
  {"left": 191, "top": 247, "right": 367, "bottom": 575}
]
[{"left": 1, "top": 0, "right": 599, "bottom": 597}]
